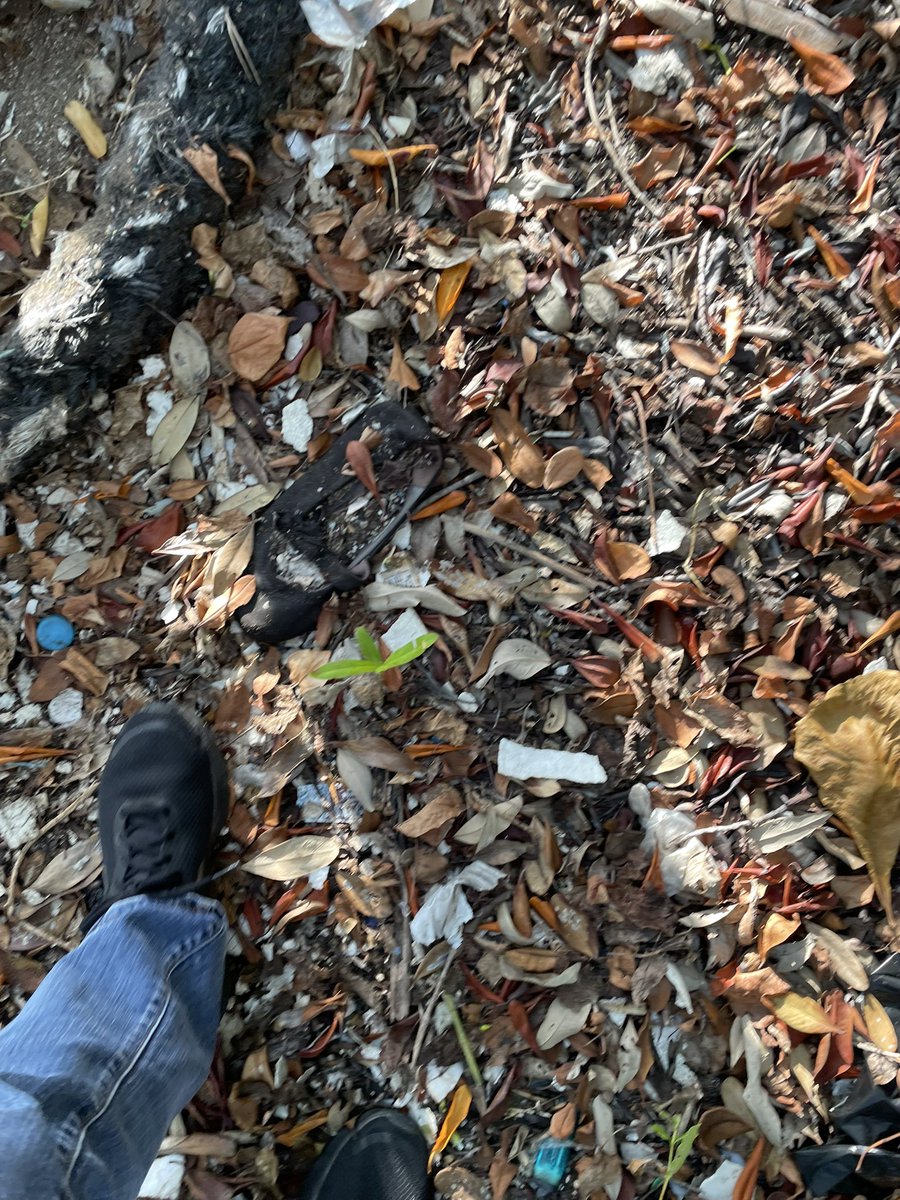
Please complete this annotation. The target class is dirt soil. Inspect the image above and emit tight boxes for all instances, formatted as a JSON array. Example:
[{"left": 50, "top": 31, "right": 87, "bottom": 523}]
[{"left": 2, "top": 2, "right": 900, "bottom": 1200}]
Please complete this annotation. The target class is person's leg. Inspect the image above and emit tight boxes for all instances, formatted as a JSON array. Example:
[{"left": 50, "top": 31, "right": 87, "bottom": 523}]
[
  {"left": 0, "top": 893, "right": 225, "bottom": 1200},
  {"left": 0, "top": 702, "right": 229, "bottom": 1200}
]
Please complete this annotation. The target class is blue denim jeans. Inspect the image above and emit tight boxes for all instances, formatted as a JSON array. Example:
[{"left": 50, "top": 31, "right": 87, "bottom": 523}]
[{"left": 0, "top": 893, "right": 226, "bottom": 1200}]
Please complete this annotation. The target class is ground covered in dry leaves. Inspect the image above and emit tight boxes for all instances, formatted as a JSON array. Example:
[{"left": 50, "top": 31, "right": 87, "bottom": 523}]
[{"left": 2, "top": 1, "right": 900, "bottom": 1198}]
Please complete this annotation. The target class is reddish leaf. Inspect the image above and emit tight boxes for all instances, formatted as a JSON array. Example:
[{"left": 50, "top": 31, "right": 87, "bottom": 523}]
[{"left": 345, "top": 441, "right": 381, "bottom": 501}]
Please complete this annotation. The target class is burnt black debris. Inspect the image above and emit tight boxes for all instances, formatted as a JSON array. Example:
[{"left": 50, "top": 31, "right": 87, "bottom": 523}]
[
  {"left": 0, "top": 0, "right": 307, "bottom": 484},
  {"left": 239, "top": 401, "right": 442, "bottom": 644}
]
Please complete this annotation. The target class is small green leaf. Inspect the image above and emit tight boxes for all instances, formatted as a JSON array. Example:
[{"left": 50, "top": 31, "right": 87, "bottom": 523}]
[
  {"left": 379, "top": 632, "right": 438, "bottom": 671},
  {"left": 669, "top": 1125, "right": 701, "bottom": 1176},
  {"left": 311, "top": 658, "right": 380, "bottom": 681},
  {"left": 355, "top": 627, "right": 383, "bottom": 663}
]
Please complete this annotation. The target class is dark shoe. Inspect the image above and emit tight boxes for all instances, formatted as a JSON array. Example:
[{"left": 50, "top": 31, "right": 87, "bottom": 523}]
[
  {"left": 84, "top": 703, "right": 228, "bottom": 928},
  {"left": 299, "top": 1109, "right": 430, "bottom": 1200}
]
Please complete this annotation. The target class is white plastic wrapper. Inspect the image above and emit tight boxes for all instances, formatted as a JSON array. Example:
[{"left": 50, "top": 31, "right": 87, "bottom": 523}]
[{"left": 301, "top": 0, "right": 430, "bottom": 48}]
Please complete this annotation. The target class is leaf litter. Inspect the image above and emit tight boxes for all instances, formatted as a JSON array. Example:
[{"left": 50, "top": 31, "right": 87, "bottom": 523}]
[{"left": 2, "top": 2, "right": 900, "bottom": 1197}]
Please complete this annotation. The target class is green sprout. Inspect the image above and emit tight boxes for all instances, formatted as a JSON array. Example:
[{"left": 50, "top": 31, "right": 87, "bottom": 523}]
[
  {"left": 311, "top": 626, "right": 438, "bottom": 681},
  {"left": 650, "top": 1111, "right": 702, "bottom": 1200}
]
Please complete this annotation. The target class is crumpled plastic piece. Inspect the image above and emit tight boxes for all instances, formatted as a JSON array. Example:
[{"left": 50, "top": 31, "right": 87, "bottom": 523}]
[
  {"left": 794, "top": 1145, "right": 900, "bottom": 1196},
  {"left": 409, "top": 861, "right": 503, "bottom": 948},
  {"left": 300, "top": 0, "right": 413, "bottom": 47},
  {"left": 795, "top": 1072, "right": 900, "bottom": 1196}
]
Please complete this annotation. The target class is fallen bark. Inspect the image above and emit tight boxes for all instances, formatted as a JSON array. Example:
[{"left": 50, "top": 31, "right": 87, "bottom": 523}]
[{"left": 0, "top": 0, "right": 307, "bottom": 484}]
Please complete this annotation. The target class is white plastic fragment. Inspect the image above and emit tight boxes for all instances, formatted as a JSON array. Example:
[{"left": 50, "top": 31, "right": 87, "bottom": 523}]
[
  {"left": 138, "top": 1155, "right": 185, "bottom": 1200},
  {"left": 498, "top": 738, "right": 607, "bottom": 784},
  {"left": 382, "top": 608, "right": 429, "bottom": 653},
  {"left": 646, "top": 510, "right": 688, "bottom": 556},
  {"left": 281, "top": 397, "right": 313, "bottom": 453},
  {"left": 409, "top": 861, "right": 503, "bottom": 947}
]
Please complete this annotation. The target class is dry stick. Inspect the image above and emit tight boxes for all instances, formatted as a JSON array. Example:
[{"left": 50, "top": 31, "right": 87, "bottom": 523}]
[
  {"left": 583, "top": 19, "right": 663, "bottom": 221},
  {"left": 460, "top": 521, "right": 600, "bottom": 592},
  {"left": 410, "top": 946, "right": 458, "bottom": 1070}
]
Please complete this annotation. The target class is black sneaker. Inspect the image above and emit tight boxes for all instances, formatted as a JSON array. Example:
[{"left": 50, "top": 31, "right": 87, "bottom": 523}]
[
  {"left": 298, "top": 1109, "right": 430, "bottom": 1200},
  {"left": 83, "top": 702, "right": 228, "bottom": 929}
]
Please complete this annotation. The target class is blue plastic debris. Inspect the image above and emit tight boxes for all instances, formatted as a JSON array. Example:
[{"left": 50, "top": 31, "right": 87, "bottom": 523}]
[
  {"left": 36, "top": 614, "right": 75, "bottom": 652},
  {"left": 532, "top": 1138, "right": 573, "bottom": 1188}
]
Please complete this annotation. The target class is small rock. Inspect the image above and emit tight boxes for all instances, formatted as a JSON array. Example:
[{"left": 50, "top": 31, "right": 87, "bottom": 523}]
[{"left": 48, "top": 688, "right": 84, "bottom": 726}]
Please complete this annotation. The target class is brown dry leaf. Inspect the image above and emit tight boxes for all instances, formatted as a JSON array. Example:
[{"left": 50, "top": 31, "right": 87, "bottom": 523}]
[
  {"left": 630, "top": 143, "right": 687, "bottom": 189},
  {"left": 460, "top": 442, "right": 502, "bottom": 478},
  {"left": 183, "top": 143, "right": 230, "bottom": 204},
  {"left": 791, "top": 40, "right": 856, "bottom": 95},
  {"left": 671, "top": 339, "right": 720, "bottom": 376},
  {"left": 490, "top": 492, "right": 537, "bottom": 533},
  {"left": 768, "top": 991, "right": 840, "bottom": 1034},
  {"left": 429, "top": 1082, "right": 472, "bottom": 1168},
  {"left": 359, "top": 269, "right": 420, "bottom": 306},
  {"left": 794, "top": 673, "right": 900, "bottom": 922},
  {"left": 732, "top": 1137, "right": 766, "bottom": 1200},
  {"left": 436, "top": 259, "right": 475, "bottom": 327},
  {"left": 228, "top": 313, "right": 290, "bottom": 381},
  {"left": 543, "top": 447, "right": 584, "bottom": 490},
  {"left": 503, "top": 948, "right": 564, "bottom": 973},
  {"left": 549, "top": 1102, "right": 576, "bottom": 1140},
  {"left": 396, "top": 788, "right": 465, "bottom": 838},
  {"left": 492, "top": 410, "right": 544, "bottom": 488},
  {"left": 808, "top": 226, "right": 852, "bottom": 280},
  {"left": 850, "top": 154, "right": 880, "bottom": 215},
  {"left": 387, "top": 340, "right": 420, "bottom": 391},
  {"left": 345, "top": 440, "right": 381, "bottom": 500},
  {"left": 595, "top": 540, "right": 651, "bottom": 583}
]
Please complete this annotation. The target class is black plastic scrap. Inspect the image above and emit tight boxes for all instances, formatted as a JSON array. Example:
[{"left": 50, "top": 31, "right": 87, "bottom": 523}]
[
  {"left": 795, "top": 957, "right": 900, "bottom": 1196},
  {"left": 238, "top": 401, "right": 442, "bottom": 644}
]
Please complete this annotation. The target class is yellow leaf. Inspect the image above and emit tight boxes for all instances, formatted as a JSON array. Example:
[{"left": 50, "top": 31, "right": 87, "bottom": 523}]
[
  {"left": 794, "top": 672, "right": 900, "bottom": 923},
  {"left": 720, "top": 294, "right": 744, "bottom": 363},
  {"left": 855, "top": 611, "right": 900, "bottom": 655},
  {"left": 350, "top": 144, "right": 437, "bottom": 168},
  {"left": 436, "top": 259, "right": 475, "bottom": 328},
  {"left": 864, "top": 993, "right": 899, "bottom": 1053},
  {"left": 429, "top": 1082, "right": 472, "bottom": 1168},
  {"left": 64, "top": 100, "right": 107, "bottom": 158},
  {"left": 758, "top": 912, "right": 800, "bottom": 959},
  {"left": 29, "top": 195, "right": 49, "bottom": 257},
  {"left": 768, "top": 991, "right": 840, "bottom": 1035}
]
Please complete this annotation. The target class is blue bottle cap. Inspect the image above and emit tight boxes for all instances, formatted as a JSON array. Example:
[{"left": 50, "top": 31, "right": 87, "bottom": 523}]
[
  {"left": 36, "top": 614, "right": 75, "bottom": 652},
  {"left": 532, "top": 1138, "right": 573, "bottom": 1188}
]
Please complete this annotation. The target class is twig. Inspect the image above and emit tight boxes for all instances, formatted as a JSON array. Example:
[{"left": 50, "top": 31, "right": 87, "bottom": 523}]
[
  {"left": 632, "top": 391, "right": 656, "bottom": 546},
  {"left": 411, "top": 946, "right": 457, "bottom": 1069},
  {"left": 443, "top": 992, "right": 487, "bottom": 1114},
  {"left": 224, "top": 8, "right": 262, "bottom": 86},
  {"left": 583, "top": 20, "right": 663, "bottom": 221},
  {"left": 461, "top": 521, "right": 600, "bottom": 591}
]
